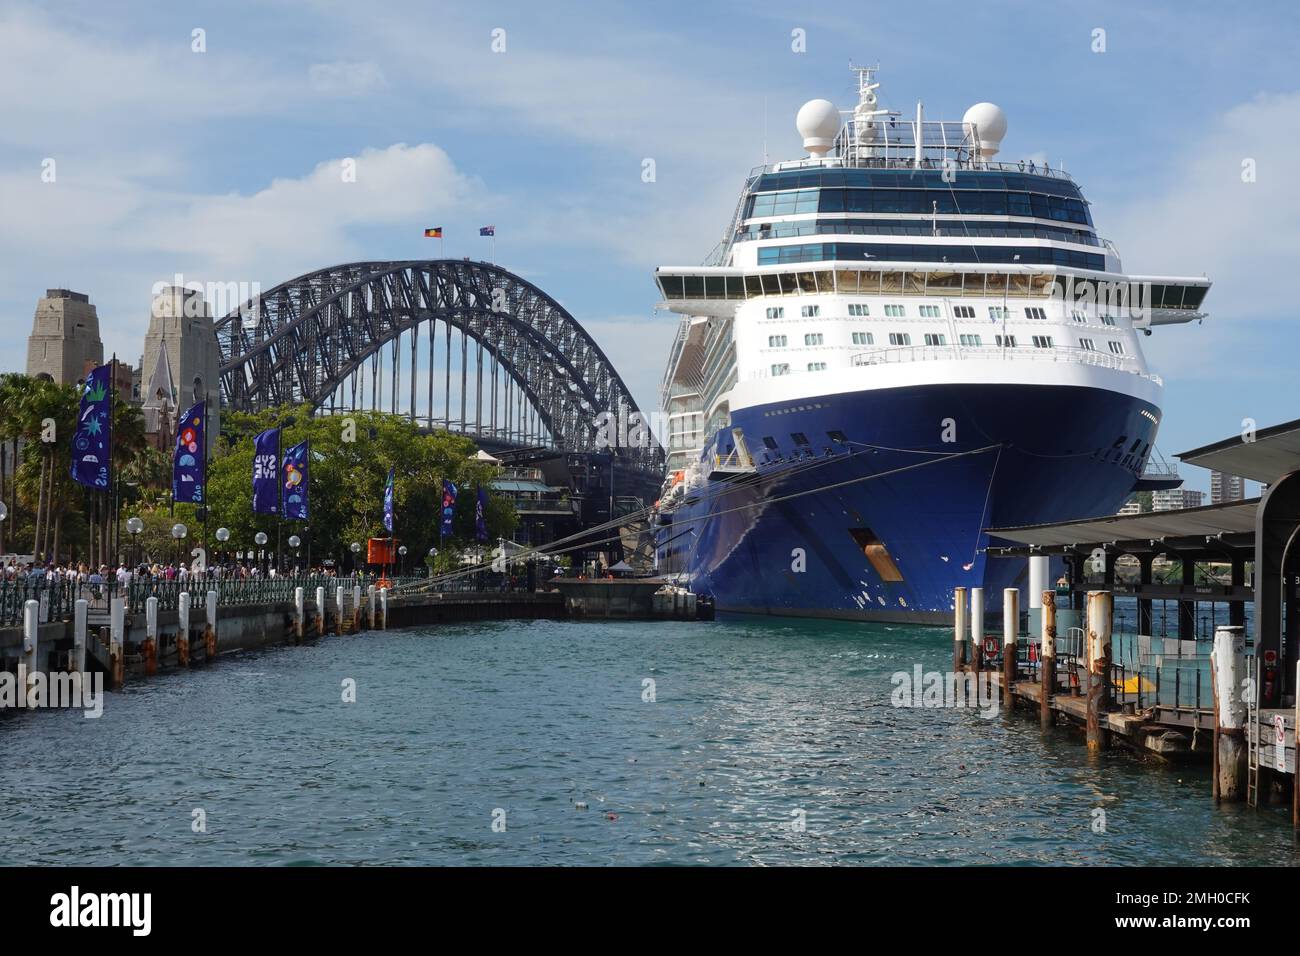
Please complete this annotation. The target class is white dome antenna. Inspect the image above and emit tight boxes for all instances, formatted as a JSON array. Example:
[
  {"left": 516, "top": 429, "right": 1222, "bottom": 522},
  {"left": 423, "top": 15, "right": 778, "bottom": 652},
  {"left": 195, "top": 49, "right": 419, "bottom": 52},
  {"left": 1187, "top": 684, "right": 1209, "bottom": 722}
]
[
  {"left": 796, "top": 99, "right": 840, "bottom": 156},
  {"left": 963, "top": 102, "right": 1007, "bottom": 160}
]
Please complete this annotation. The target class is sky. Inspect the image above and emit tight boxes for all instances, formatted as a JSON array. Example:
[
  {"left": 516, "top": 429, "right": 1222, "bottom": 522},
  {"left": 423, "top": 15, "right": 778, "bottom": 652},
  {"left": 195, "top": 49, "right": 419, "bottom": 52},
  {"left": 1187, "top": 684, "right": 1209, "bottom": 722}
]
[{"left": 1, "top": 0, "right": 1298, "bottom": 494}]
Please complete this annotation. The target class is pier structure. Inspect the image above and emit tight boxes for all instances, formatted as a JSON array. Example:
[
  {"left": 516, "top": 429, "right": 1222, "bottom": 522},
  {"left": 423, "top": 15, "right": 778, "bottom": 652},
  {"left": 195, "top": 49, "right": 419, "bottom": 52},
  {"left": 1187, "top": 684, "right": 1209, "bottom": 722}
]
[{"left": 974, "top": 414, "right": 1300, "bottom": 831}]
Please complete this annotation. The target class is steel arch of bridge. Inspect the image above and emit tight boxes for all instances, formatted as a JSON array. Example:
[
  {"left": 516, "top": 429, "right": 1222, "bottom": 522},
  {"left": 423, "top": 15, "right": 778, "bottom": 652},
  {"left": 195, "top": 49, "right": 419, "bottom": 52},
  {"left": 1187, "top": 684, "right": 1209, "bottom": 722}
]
[{"left": 213, "top": 260, "right": 662, "bottom": 470}]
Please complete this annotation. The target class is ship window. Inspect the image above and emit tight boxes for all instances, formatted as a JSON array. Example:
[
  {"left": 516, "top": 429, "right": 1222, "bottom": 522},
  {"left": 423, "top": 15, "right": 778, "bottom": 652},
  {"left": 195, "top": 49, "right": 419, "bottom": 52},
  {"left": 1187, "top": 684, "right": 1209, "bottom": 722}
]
[
  {"left": 1100, "top": 313, "right": 1117, "bottom": 326},
  {"left": 848, "top": 528, "right": 904, "bottom": 582},
  {"left": 1129, "top": 438, "right": 1142, "bottom": 453},
  {"left": 804, "top": 333, "right": 823, "bottom": 345},
  {"left": 791, "top": 433, "right": 810, "bottom": 446},
  {"left": 848, "top": 303, "right": 870, "bottom": 316},
  {"left": 884, "top": 304, "right": 905, "bottom": 317},
  {"left": 771, "top": 363, "right": 790, "bottom": 376},
  {"left": 851, "top": 332, "right": 873, "bottom": 345},
  {"left": 801, "top": 304, "right": 821, "bottom": 317},
  {"left": 827, "top": 430, "right": 848, "bottom": 443},
  {"left": 923, "top": 333, "right": 946, "bottom": 346},
  {"left": 1108, "top": 340, "right": 1125, "bottom": 354},
  {"left": 919, "top": 305, "right": 941, "bottom": 318},
  {"left": 1071, "top": 309, "right": 1087, "bottom": 323},
  {"left": 959, "top": 334, "right": 982, "bottom": 346},
  {"left": 889, "top": 332, "right": 911, "bottom": 346},
  {"left": 768, "top": 335, "right": 787, "bottom": 347},
  {"left": 989, "top": 306, "right": 1012, "bottom": 320},
  {"left": 807, "top": 362, "right": 827, "bottom": 372},
  {"left": 953, "top": 305, "right": 975, "bottom": 318},
  {"left": 1025, "top": 307, "right": 1048, "bottom": 320},
  {"left": 765, "top": 306, "right": 785, "bottom": 319},
  {"left": 762, "top": 436, "right": 779, "bottom": 450},
  {"left": 1031, "top": 335, "right": 1053, "bottom": 348},
  {"left": 996, "top": 334, "right": 1017, "bottom": 347},
  {"left": 1078, "top": 338, "right": 1096, "bottom": 351}
]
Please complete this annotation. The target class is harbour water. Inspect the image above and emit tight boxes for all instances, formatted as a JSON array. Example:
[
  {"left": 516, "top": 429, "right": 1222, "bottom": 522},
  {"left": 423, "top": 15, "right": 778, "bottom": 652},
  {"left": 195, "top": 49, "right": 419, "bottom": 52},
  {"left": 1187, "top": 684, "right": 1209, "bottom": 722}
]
[{"left": 0, "top": 618, "right": 1293, "bottom": 866}]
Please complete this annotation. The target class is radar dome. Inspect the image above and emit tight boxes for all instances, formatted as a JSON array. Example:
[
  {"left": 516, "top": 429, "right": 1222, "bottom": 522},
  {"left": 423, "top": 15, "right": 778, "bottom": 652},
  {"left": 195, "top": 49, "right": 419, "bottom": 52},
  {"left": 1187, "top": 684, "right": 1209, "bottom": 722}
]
[
  {"left": 962, "top": 102, "right": 1007, "bottom": 159},
  {"left": 796, "top": 99, "right": 840, "bottom": 156}
]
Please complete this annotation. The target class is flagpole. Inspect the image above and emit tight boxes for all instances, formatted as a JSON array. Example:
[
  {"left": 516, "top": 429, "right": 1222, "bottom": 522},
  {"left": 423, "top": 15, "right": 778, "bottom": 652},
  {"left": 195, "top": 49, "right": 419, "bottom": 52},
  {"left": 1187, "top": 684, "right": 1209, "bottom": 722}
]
[
  {"left": 109, "top": 354, "right": 118, "bottom": 568},
  {"left": 201, "top": 388, "right": 209, "bottom": 574}
]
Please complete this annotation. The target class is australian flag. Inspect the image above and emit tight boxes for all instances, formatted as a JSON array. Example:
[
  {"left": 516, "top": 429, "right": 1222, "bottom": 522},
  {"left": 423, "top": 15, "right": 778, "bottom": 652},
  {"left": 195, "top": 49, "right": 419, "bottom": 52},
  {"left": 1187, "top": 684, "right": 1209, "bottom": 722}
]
[
  {"left": 441, "top": 479, "right": 458, "bottom": 538},
  {"left": 383, "top": 467, "right": 396, "bottom": 533},
  {"left": 479, "top": 225, "right": 495, "bottom": 236},
  {"left": 283, "top": 440, "right": 309, "bottom": 521},
  {"left": 252, "top": 428, "right": 280, "bottom": 515},
  {"left": 70, "top": 364, "right": 112, "bottom": 490},
  {"left": 475, "top": 486, "right": 488, "bottom": 542},
  {"left": 172, "top": 403, "right": 205, "bottom": 504}
]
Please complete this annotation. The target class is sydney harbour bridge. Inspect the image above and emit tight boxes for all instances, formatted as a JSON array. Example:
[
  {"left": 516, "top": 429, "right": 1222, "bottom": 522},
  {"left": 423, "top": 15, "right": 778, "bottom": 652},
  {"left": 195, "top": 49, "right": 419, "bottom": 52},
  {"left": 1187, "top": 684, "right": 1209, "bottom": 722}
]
[{"left": 211, "top": 260, "right": 666, "bottom": 547}]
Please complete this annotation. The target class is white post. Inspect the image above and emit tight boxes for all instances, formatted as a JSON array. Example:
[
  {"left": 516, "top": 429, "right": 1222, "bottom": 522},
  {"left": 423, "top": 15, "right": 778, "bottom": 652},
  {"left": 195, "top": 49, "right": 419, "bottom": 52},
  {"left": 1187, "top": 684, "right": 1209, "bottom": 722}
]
[
  {"left": 177, "top": 591, "right": 191, "bottom": 666},
  {"left": 353, "top": 584, "right": 362, "bottom": 629},
  {"left": 22, "top": 599, "right": 39, "bottom": 699},
  {"left": 336, "top": 585, "right": 346, "bottom": 634},
  {"left": 294, "top": 586, "right": 305, "bottom": 640},
  {"left": 1028, "top": 556, "right": 1048, "bottom": 609},
  {"left": 1002, "top": 587, "right": 1018, "bottom": 709},
  {"left": 73, "top": 598, "right": 88, "bottom": 673},
  {"left": 110, "top": 597, "right": 125, "bottom": 687},
  {"left": 368, "top": 584, "right": 377, "bottom": 629},
  {"left": 1212, "top": 625, "right": 1247, "bottom": 801},
  {"left": 146, "top": 596, "right": 158, "bottom": 642},
  {"left": 914, "top": 100, "right": 924, "bottom": 167},
  {"left": 969, "top": 586, "right": 985, "bottom": 670},
  {"left": 315, "top": 585, "right": 326, "bottom": 636},
  {"left": 953, "top": 587, "right": 967, "bottom": 671},
  {"left": 380, "top": 587, "right": 389, "bottom": 630},
  {"left": 205, "top": 589, "right": 218, "bottom": 661}
]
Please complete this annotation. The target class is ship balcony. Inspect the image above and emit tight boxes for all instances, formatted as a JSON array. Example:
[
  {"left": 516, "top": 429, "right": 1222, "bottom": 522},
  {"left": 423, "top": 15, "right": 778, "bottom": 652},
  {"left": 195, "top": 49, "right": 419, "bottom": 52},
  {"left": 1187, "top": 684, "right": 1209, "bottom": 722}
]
[
  {"left": 847, "top": 343, "right": 1163, "bottom": 385},
  {"left": 707, "top": 451, "right": 757, "bottom": 482}
]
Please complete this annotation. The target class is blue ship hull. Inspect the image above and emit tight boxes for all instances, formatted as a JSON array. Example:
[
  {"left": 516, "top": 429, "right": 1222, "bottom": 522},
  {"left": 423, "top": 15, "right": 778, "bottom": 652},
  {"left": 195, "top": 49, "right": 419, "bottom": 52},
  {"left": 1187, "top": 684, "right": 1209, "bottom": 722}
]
[{"left": 655, "top": 382, "right": 1157, "bottom": 623}]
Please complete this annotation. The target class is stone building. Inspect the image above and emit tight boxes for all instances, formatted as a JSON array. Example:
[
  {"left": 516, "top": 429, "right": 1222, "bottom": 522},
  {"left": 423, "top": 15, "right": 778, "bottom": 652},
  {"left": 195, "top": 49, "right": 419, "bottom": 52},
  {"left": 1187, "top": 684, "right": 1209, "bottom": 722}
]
[
  {"left": 140, "top": 286, "right": 222, "bottom": 451},
  {"left": 25, "top": 289, "right": 104, "bottom": 384}
]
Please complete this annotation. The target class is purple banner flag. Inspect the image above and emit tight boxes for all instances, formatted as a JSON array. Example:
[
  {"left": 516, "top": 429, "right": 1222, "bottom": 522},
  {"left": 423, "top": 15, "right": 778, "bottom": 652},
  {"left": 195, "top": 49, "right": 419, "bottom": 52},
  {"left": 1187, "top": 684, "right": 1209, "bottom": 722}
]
[
  {"left": 70, "top": 364, "right": 112, "bottom": 490},
  {"left": 476, "top": 485, "right": 488, "bottom": 542},
  {"left": 283, "top": 440, "right": 309, "bottom": 521},
  {"left": 172, "top": 403, "right": 205, "bottom": 504},
  {"left": 441, "top": 479, "right": 458, "bottom": 538},
  {"left": 252, "top": 428, "right": 281, "bottom": 515}
]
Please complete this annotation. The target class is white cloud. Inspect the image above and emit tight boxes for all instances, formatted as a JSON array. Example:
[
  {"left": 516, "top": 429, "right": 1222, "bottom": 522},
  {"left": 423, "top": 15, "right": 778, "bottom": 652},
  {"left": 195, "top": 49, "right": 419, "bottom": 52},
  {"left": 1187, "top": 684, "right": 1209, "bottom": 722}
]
[{"left": 308, "top": 61, "right": 388, "bottom": 96}]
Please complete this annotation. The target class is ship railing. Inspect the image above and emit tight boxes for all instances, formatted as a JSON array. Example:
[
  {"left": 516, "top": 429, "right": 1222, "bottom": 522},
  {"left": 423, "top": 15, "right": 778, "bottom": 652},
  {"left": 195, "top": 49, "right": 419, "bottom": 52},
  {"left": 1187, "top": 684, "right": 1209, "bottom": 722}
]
[
  {"left": 756, "top": 152, "right": 1076, "bottom": 183},
  {"left": 849, "top": 343, "right": 1163, "bottom": 384}
]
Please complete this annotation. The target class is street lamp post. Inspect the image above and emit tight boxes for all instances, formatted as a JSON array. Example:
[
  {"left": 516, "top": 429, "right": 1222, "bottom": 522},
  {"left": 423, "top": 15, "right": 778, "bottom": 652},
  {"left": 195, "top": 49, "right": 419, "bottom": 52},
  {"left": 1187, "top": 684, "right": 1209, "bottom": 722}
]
[
  {"left": 255, "top": 531, "right": 269, "bottom": 575},
  {"left": 428, "top": 547, "right": 437, "bottom": 578},
  {"left": 398, "top": 545, "right": 408, "bottom": 578},
  {"left": 288, "top": 534, "right": 302, "bottom": 575},
  {"left": 126, "top": 516, "right": 144, "bottom": 569},
  {"left": 350, "top": 541, "right": 361, "bottom": 579},
  {"left": 0, "top": 500, "right": 7, "bottom": 555},
  {"left": 171, "top": 523, "right": 187, "bottom": 571},
  {"left": 215, "top": 527, "right": 230, "bottom": 573}
]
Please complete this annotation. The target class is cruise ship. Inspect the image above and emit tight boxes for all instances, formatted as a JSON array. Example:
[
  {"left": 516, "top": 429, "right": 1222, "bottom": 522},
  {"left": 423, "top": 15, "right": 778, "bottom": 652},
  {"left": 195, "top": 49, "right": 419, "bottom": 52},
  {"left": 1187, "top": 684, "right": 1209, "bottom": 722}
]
[{"left": 652, "top": 66, "right": 1210, "bottom": 623}]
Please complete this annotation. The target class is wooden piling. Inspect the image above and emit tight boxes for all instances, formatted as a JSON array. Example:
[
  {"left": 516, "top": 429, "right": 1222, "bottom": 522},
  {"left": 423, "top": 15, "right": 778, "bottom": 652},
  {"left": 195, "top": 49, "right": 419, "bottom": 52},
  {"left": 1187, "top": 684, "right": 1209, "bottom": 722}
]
[
  {"left": 293, "top": 587, "right": 304, "bottom": 643},
  {"left": 73, "top": 599, "right": 88, "bottom": 673},
  {"left": 953, "top": 587, "right": 968, "bottom": 672},
  {"left": 970, "top": 587, "right": 984, "bottom": 672},
  {"left": 336, "top": 586, "right": 346, "bottom": 635},
  {"left": 1002, "top": 587, "right": 1018, "bottom": 712},
  {"left": 353, "top": 585, "right": 363, "bottom": 632},
  {"left": 1211, "top": 625, "right": 1247, "bottom": 802},
  {"left": 315, "top": 586, "right": 326, "bottom": 637},
  {"left": 177, "top": 592, "right": 191, "bottom": 667},
  {"left": 1085, "top": 590, "right": 1113, "bottom": 752},
  {"left": 22, "top": 599, "right": 39, "bottom": 699},
  {"left": 368, "top": 584, "right": 377, "bottom": 630},
  {"left": 110, "top": 597, "right": 125, "bottom": 688},
  {"left": 204, "top": 590, "right": 218, "bottom": 662},
  {"left": 1040, "top": 590, "right": 1056, "bottom": 730},
  {"left": 143, "top": 596, "right": 159, "bottom": 676}
]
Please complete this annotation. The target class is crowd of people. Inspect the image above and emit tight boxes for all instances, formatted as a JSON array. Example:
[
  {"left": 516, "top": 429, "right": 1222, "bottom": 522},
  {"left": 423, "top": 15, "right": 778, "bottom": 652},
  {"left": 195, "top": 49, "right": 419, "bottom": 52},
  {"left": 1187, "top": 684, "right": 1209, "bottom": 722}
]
[{"left": 0, "top": 560, "right": 367, "bottom": 589}]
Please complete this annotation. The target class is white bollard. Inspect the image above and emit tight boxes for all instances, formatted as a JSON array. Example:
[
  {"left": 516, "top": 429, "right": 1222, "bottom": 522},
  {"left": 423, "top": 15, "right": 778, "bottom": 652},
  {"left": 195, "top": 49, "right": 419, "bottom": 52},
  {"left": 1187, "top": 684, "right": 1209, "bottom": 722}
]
[
  {"left": 146, "top": 596, "right": 158, "bottom": 641},
  {"left": 315, "top": 586, "right": 326, "bottom": 636},
  {"left": 353, "top": 585, "right": 362, "bottom": 629},
  {"left": 110, "top": 597, "right": 125, "bottom": 687},
  {"left": 368, "top": 584, "right": 377, "bottom": 629},
  {"left": 1212, "top": 625, "right": 1247, "bottom": 800},
  {"left": 22, "top": 599, "right": 39, "bottom": 699},
  {"left": 177, "top": 591, "right": 192, "bottom": 666},
  {"left": 1028, "top": 555, "right": 1049, "bottom": 609},
  {"left": 73, "top": 599, "right": 88, "bottom": 673},
  {"left": 336, "top": 585, "right": 346, "bottom": 635},
  {"left": 969, "top": 586, "right": 985, "bottom": 669},
  {"left": 380, "top": 587, "right": 389, "bottom": 630},
  {"left": 294, "top": 587, "right": 305, "bottom": 640}
]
